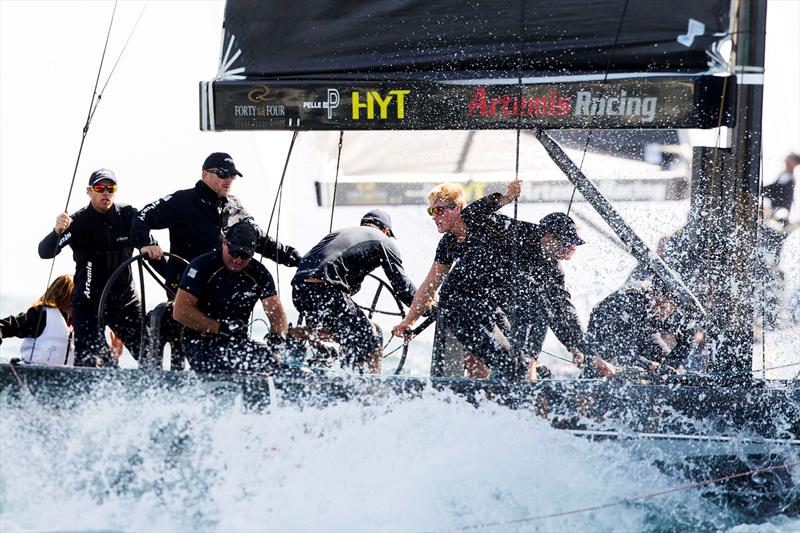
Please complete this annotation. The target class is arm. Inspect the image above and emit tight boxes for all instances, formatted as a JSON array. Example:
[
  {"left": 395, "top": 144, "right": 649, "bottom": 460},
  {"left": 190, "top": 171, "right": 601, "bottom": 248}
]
[
  {"left": 256, "top": 233, "right": 302, "bottom": 267},
  {"left": 262, "top": 295, "right": 288, "bottom": 336},
  {"left": 38, "top": 212, "right": 73, "bottom": 259},
  {"left": 131, "top": 196, "right": 180, "bottom": 259},
  {"left": 0, "top": 307, "right": 47, "bottom": 339},
  {"left": 392, "top": 262, "right": 449, "bottom": 337},
  {"left": 460, "top": 180, "right": 521, "bottom": 227},
  {"left": 172, "top": 288, "right": 221, "bottom": 334},
  {"left": 380, "top": 242, "right": 417, "bottom": 307}
]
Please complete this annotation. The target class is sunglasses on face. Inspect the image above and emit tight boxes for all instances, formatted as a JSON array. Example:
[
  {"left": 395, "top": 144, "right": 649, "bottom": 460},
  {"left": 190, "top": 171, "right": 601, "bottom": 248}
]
[
  {"left": 207, "top": 168, "right": 235, "bottom": 180},
  {"left": 229, "top": 250, "right": 253, "bottom": 260},
  {"left": 90, "top": 184, "right": 117, "bottom": 193},
  {"left": 427, "top": 204, "right": 456, "bottom": 217}
]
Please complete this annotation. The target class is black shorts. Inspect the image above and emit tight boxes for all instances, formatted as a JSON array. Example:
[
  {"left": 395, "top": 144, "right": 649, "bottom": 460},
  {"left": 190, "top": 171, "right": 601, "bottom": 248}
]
[{"left": 292, "top": 282, "right": 381, "bottom": 367}]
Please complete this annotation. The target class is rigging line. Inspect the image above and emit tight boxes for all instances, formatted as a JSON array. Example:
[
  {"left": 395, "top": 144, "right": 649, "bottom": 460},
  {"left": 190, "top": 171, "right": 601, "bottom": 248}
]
[
  {"left": 329, "top": 131, "right": 344, "bottom": 233},
  {"left": 567, "top": 0, "right": 629, "bottom": 216},
  {"left": 64, "top": 0, "right": 118, "bottom": 212},
  {"left": 513, "top": 0, "right": 525, "bottom": 220},
  {"left": 87, "top": 0, "right": 150, "bottom": 124},
  {"left": 756, "top": 139, "right": 766, "bottom": 379},
  {"left": 266, "top": 131, "right": 298, "bottom": 236},
  {"left": 458, "top": 460, "right": 800, "bottom": 530},
  {"left": 275, "top": 170, "right": 285, "bottom": 294},
  {"left": 33, "top": 1, "right": 119, "bottom": 360}
]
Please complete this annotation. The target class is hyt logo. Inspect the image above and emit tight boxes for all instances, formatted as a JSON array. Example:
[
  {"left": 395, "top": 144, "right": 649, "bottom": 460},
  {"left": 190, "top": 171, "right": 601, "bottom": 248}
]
[{"left": 351, "top": 89, "right": 411, "bottom": 120}]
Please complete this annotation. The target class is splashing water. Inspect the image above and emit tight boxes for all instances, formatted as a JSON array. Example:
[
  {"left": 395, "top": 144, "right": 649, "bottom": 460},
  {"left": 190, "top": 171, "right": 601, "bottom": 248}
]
[{"left": 1, "top": 383, "right": 797, "bottom": 532}]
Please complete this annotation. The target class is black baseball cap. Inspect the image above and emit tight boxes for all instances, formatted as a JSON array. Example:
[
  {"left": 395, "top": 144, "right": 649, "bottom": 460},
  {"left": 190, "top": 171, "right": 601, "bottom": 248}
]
[
  {"left": 539, "top": 212, "right": 584, "bottom": 246},
  {"left": 225, "top": 221, "right": 259, "bottom": 257},
  {"left": 88, "top": 168, "right": 117, "bottom": 186},
  {"left": 203, "top": 152, "right": 243, "bottom": 177},
  {"left": 361, "top": 209, "right": 395, "bottom": 237}
]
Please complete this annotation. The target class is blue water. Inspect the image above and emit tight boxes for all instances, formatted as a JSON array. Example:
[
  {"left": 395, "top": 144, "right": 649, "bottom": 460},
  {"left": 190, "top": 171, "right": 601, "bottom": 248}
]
[{"left": 1, "top": 383, "right": 797, "bottom": 532}]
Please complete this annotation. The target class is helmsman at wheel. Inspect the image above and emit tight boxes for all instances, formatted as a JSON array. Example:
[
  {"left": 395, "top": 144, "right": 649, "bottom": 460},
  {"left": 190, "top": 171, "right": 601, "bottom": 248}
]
[
  {"left": 172, "top": 221, "right": 289, "bottom": 373},
  {"left": 291, "top": 210, "right": 416, "bottom": 374},
  {"left": 37, "top": 169, "right": 146, "bottom": 367},
  {"left": 130, "top": 152, "right": 301, "bottom": 292}
]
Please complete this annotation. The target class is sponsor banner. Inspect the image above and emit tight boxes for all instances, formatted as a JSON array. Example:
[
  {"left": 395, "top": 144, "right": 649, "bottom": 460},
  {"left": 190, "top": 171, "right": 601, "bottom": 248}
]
[
  {"left": 314, "top": 179, "right": 688, "bottom": 206},
  {"left": 202, "top": 75, "right": 735, "bottom": 131}
]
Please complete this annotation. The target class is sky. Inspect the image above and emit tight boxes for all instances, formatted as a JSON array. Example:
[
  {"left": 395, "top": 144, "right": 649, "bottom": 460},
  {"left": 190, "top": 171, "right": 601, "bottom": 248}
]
[{"left": 1, "top": 0, "right": 798, "bottom": 307}]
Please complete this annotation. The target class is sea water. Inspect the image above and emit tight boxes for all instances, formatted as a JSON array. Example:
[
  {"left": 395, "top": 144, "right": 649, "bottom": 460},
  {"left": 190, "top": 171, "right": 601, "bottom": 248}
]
[{"left": 1, "top": 382, "right": 798, "bottom": 532}]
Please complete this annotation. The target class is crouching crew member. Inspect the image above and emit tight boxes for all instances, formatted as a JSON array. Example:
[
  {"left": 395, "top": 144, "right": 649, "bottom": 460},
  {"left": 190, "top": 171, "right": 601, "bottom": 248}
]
[
  {"left": 0, "top": 275, "right": 76, "bottom": 366},
  {"left": 292, "top": 210, "right": 416, "bottom": 374},
  {"left": 586, "top": 283, "right": 693, "bottom": 374},
  {"left": 172, "top": 221, "right": 288, "bottom": 373},
  {"left": 38, "top": 170, "right": 144, "bottom": 366}
]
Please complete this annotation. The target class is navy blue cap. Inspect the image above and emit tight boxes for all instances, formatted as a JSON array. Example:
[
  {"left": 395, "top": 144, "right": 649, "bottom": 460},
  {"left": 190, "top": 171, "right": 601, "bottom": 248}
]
[
  {"left": 539, "top": 212, "right": 584, "bottom": 246},
  {"left": 203, "top": 152, "right": 243, "bottom": 177},
  {"left": 361, "top": 209, "right": 395, "bottom": 237},
  {"left": 225, "top": 221, "right": 259, "bottom": 257},
  {"left": 88, "top": 168, "right": 117, "bottom": 186}
]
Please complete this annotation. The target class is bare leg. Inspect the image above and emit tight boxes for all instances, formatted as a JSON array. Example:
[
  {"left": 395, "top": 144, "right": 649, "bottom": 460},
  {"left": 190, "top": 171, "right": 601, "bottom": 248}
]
[{"left": 465, "top": 353, "right": 490, "bottom": 379}]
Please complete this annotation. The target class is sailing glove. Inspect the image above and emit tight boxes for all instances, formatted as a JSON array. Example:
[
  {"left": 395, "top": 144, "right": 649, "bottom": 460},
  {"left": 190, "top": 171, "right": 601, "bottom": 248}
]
[
  {"left": 285, "top": 246, "right": 302, "bottom": 267},
  {"left": 218, "top": 319, "right": 247, "bottom": 339}
]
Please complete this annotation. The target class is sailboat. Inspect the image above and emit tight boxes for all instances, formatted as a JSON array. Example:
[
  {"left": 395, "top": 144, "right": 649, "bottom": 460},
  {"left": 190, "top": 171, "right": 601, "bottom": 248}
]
[{"left": 2, "top": 0, "right": 797, "bottom": 517}]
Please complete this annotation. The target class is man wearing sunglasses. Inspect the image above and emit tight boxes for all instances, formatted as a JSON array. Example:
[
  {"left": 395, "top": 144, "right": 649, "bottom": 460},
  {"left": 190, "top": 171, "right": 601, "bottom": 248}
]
[
  {"left": 131, "top": 152, "right": 302, "bottom": 294},
  {"left": 292, "top": 209, "right": 416, "bottom": 374},
  {"left": 172, "top": 221, "right": 289, "bottom": 372},
  {"left": 38, "top": 169, "right": 148, "bottom": 366},
  {"left": 390, "top": 183, "right": 490, "bottom": 378}
]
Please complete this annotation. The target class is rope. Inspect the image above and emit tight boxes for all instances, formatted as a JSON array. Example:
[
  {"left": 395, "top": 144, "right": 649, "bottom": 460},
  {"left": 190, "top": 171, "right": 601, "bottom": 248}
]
[
  {"left": 32, "top": 1, "right": 123, "bottom": 360},
  {"left": 329, "top": 131, "right": 344, "bottom": 233},
  {"left": 566, "top": 0, "right": 629, "bottom": 215},
  {"left": 458, "top": 461, "right": 799, "bottom": 529}
]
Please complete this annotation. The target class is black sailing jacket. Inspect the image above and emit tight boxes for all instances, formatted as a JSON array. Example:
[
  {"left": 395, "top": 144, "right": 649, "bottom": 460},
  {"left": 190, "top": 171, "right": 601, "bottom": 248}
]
[
  {"left": 292, "top": 226, "right": 416, "bottom": 306},
  {"left": 38, "top": 203, "right": 139, "bottom": 306},
  {"left": 440, "top": 193, "right": 585, "bottom": 352},
  {"left": 130, "top": 180, "right": 300, "bottom": 289}
]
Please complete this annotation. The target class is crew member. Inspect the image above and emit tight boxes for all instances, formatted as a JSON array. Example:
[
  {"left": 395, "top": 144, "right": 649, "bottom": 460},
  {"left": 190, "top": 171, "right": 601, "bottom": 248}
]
[
  {"left": 437, "top": 181, "right": 615, "bottom": 380},
  {"left": 391, "top": 183, "right": 489, "bottom": 378},
  {"left": 585, "top": 284, "right": 693, "bottom": 372},
  {"left": 763, "top": 152, "right": 799, "bottom": 213},
  {"left": 292, "top": 209, "right": 416, "bottom": 373},
  {"left": 172, "top": 221, "right": 289, "bottom": 373},
  {"left": 38, "top": 169, "right": 144, "bottom": 366},
  {"left": 0, "top": 275, "right": 76, "bottom": 366},
  {"left": 131, "top": 152, "right": 301, "bottom": 291}
]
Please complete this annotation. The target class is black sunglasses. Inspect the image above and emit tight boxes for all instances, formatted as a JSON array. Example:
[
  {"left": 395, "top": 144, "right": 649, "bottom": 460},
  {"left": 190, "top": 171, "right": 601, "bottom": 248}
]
[
  {"left": 207, "top": 168, "right": 235, "bottom": 179},
  {"left": 229, "top": 250, "right": 253, "bottom": 259}
]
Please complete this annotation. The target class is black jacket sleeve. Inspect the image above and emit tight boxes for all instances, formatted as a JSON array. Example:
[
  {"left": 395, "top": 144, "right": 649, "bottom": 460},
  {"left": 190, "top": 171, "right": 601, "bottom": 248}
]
[
  {"left": 461, "top": 193, "right": 505, "bottom": 229},
  {"left": 380, "top": 242, "right": 417, "bottom": 307},
  {"left": 130, "top": 195, "right": 179, "bottom": 249},
  {"left": 38, "top": 219, "right": 75, "bottom": 259},
  {"left": 541, "top": 283, "right": 586, "bottom": 353},
  {"left": 257, "top": 232, "right": 302, "bottom": 267},
  {"left": 0, "top": 306, "right": 47, "bottom": 339}
]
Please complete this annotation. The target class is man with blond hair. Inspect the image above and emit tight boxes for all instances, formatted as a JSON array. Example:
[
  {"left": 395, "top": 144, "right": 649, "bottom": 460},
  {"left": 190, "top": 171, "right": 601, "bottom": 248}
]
[{"left": 392, "top": 182, "right": 489, "bottom": 377}]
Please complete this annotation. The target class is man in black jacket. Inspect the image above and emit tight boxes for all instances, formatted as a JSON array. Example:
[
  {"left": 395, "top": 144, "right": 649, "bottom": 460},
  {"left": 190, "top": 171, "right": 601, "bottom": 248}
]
[
  {"left": 292, "top": 209, "right": 416, "bottom": 373},
  {"left": 130, "top": 152, "right": 301, "bottom": 292},
  {"left": 586, "top": 284, "right": 692, "bottom": 372},
  {"left": 38, "top": 169, "right": 144, "bottom": 366}
]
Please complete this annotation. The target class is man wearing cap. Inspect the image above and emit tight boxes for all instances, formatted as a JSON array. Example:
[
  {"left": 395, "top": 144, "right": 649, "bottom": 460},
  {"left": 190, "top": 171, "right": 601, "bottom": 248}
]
[
  {"left": 172, "top": 221, "right": 289, "bottom": 373},
  {"left": 130, "top": 152, "right": 302, "bottom": 293},
  {"left": 38, "top": 169, "right": 147, "bottom": 366},
  {"left": 437, "top": 180, "right": 616, "bottom": 380},
  {"left": 291, "top": 210, "right": 416, "bottom": 373}
]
